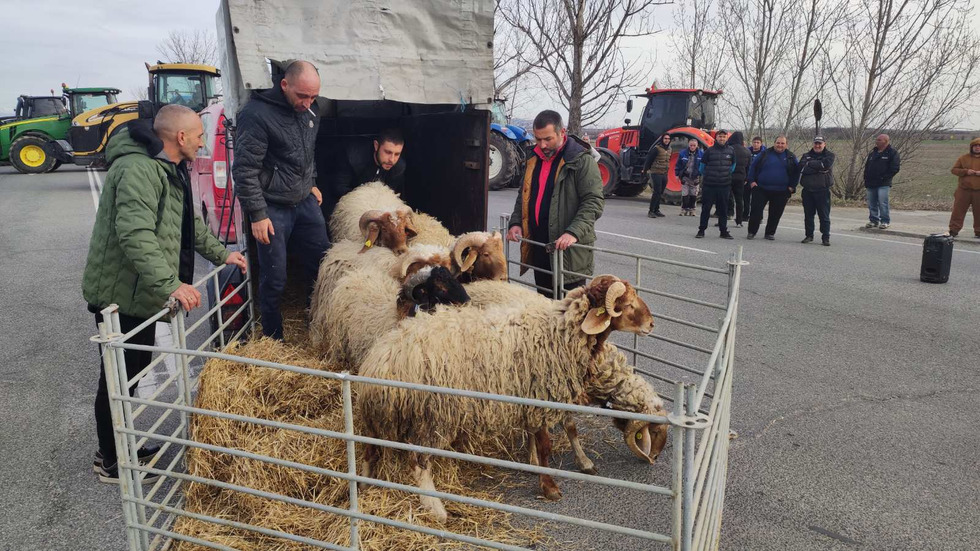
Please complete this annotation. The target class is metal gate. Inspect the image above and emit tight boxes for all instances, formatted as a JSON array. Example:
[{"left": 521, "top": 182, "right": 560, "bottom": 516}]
[{"left": 95, "top": 219, "right": 744, "bottom": 551}]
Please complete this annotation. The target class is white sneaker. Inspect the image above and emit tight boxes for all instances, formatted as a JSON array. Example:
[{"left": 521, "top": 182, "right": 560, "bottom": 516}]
[{"left": 879, "top": 223, "right": 890, "bottom": 229}]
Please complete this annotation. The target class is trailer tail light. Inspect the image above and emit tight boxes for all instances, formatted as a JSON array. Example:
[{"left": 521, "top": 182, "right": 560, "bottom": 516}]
[
  {"left": 220, "top": 282, "right": 246, "bottom": 332},
  {"left": 213, "top": 161, "right": 227, "bottom": 189},
  {"left": 222, "top": 283, "right": 244, "bottom": 306}
]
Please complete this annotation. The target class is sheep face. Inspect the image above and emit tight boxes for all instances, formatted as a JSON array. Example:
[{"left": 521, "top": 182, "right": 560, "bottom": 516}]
[
  {"left": 613, "top": 415, "right": 669, "bottom": 464},
  {"left": 452, "top": 231, "right": 508, "bottom": 282},
  {"left": 406, "top": 266, "right": 471, "bottom": 313},
  {"left": 580, "top": 276, "right": 654, "bottom": 336},
  {"left": 359, "top": 208, "right": 418, "bottom": 255}
]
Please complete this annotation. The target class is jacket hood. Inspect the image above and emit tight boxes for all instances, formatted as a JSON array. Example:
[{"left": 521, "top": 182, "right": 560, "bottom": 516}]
[
  {"left": 970, "top": 137, "right": 980, "bottom": 151},
  {"left": 253, "top": 82, "right": 292, "bottom": 110},
  {"left": 656, "top": 133, "right": 672, "bottom": 148},
  {"left": 728, "top": 132, "right": 745, "bottom": 146},
  {"left": 106, "top": 120, "right": 165, "bottom": 164},
  {"left": 562, "top": 134, "right": 593, "bottom": 162}
]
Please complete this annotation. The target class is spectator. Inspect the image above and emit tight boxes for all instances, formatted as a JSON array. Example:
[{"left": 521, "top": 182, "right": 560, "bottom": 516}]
[
  {"left": 744, "top": 136, "right": 766, "bottom": 221},
  {"left": 948, "top": 137, "right": 980, "bottom": 238},
  {"left": 643, "top": 133, "right": 672, "bottom": 218},
  {"left": 696, "top": 130, "right": 735, "bottom": 239},
  {"left": 82, "top": 105, "right": 247, "bottom": 484},
  {"left": 322, "top": 129, "right": 407, "bottom": 228},
  {"left": 746, "top": 135, "right": 798, "bottom": 240},
  {"left": 863, "top": 133, "right": 900, "bottom": 229},
  {"left": 796, "top": 136, "right": 835, "bottom": 246},
  {"left": 674, "top": 138, "right": 703, "bottom": 216},
  {"left": 728, "top": 131, "right": 752, "bottom": 228},
  {"left": 507, "top": 110, "right": 604, "bottom": 297},
  {"left": 233, "top": 60, "right": 330, "bottom": 340}
]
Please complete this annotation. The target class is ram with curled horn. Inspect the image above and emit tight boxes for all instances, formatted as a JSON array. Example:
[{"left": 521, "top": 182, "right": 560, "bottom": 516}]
[
  {"left": 451, "top": 231, "right": 508, "bottom": 282},
  {"left": 358, "top": 207, "right": 416, "bottom": 254}
]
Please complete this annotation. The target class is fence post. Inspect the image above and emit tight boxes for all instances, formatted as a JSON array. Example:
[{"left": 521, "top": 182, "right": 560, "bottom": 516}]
[
  {"left": 172, "top": 308, "right": 194, "bottom": 440},
  {"left": 212, "top": 271, "right": 226, "bottom": 350},
  {"left": 500, "top": 214, "right": 511, "bottom": 281},
  {"left": 551, "top": 246, "right": 560, "bottom": 299},
  {"left": 633, "top": 257, "right": 642, "bottom": 364},
  {"left": 682, "top": 384, "right": 697, "bottom": 551},
  {"left": 672, "top": 382, "right": 685, "bottom": 551},
  {"left": 342, "top": 376, "right": 360, "bottom": 550}
]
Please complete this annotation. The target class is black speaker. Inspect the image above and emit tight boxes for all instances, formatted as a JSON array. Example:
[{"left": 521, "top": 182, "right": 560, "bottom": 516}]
[{"left": 920, "top": 234, "right": 953, "bottom": 283}]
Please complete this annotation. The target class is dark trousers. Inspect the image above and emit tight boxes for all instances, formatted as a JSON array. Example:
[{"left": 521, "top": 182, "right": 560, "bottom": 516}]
[
  {"left": 647, "top": 173, "right": 667, "bottom": 214},
  {"left": 94, "top": 311, "right": 156, "bottom": 465},
  {"left": 530, "top": 242, "right": 586, "bottom": 298},
  {"left": 802, "top": 188, "right": 831, "bottom": 238},
  {"left": 731, "top": 178, "right": 746, "bottom": 224},
  {"left": 699, "top": 186, "right": 730, "bottom": 233},
  {"left": 682, "top": 195, "right": 697, "bottom": 210},
  {"left": 742, "top": 182, "right": 754, "bottom": 222},
  {"left": 748, "top": 188, "right": 792, "bottom": 236},
  {"left": 256, "top": 194, "right": 330, "bottom": 339}
]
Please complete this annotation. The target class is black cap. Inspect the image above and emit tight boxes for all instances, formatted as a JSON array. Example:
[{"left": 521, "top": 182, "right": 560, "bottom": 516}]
[{"left": 813, "top": 136, "right": 826, "bottom": 143}]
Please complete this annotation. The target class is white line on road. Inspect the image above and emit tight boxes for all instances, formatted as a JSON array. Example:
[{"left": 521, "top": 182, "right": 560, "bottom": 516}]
[
  {"left": 86, "top": 168, "right": 99, "bottom": 210},
  {"left": 91, "top": 168, "right": 103, "bottom": 194},
  {"left": 596, "top": 230, "right": 717, "bottom": 254},
  {"left": 779, "top": 224, "right": 980, "bottom": 256}
]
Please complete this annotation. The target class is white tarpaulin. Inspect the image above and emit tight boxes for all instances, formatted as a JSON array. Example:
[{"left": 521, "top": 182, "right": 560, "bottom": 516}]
[{"left": 216, "top": 0, "right": 495, "bottom": 117}]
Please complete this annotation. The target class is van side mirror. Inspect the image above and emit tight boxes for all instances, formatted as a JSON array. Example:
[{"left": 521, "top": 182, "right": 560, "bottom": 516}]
[
  {"left": 626, "top": 98, "right": 634, "bottom": 112},
  {"left": 625, "top": 118, "right": 631, "bottom": 125}
]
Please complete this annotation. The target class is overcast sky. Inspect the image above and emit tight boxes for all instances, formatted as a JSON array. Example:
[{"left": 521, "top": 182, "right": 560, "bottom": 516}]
[{"left": 1, "top": 0, "right": 977, "bottom": 131}]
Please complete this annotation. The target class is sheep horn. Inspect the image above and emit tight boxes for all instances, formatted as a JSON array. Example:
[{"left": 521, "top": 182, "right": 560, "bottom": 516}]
[
  {"left": 605, "top": 281, "right": 627, "bottom": 317},
  {"left": 624, "top": 420, "right": 656, "bottom": 464},
  {"left": 397, "top": 207, "right": 418, "bottom": 238},
  {"left": 398, "top": 249, "right": 431, "bottom": 279},
  {"left": 359, "top": 210, "right": 386, "bottom": 238},
  {"left": 452, "top": 233, "right": 487, "bottom": 273}
]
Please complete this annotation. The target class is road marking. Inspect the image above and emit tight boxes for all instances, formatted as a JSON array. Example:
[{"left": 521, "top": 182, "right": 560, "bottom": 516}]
[
  {"left": 91, "top": 168, "right": 103, "bottom": 194},
  {"left": 779, "top": 224, "right": 980, "bottom": 256},
  {"left": 86, "top": 168, "right": 99, "bottom": 210},
  {"left": 596, "top": 230, "right": 718, "bottom": 254}
]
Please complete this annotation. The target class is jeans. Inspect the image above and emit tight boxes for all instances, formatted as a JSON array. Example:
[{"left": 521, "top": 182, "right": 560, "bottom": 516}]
[
  {"left": 647, "top": 173, "right": 667, "bottom": 214},
  {"left": 699, "top": 186, "right": 730, "bottom": 232},
  {"left": 94, "top": 311, "right": 156, "bottom": 465},
  {"left": 256, "top": 194, "right": 330, "bottom": 339},
  {"left": 748, "top": 188, "right": 792, "bottom": 236},
  {"left": 866, "top": 186, "right": 891, "bottom": 224},
  {"left": 802, "top": 188, "right": 831, "bottom": 238}
]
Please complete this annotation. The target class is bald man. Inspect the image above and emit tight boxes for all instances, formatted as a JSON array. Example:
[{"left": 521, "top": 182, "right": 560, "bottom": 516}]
[
  {"left": 83, "top": 104, "right": 247, "bottom": 483},
  {"left": 233, "top": 60, "right": 330, "bottom": 340}
]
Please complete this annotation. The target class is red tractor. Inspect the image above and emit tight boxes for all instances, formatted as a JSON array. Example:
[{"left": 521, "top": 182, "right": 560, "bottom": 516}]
[{"left": 595, "top": 86, "right": 722, "bottom": 201}]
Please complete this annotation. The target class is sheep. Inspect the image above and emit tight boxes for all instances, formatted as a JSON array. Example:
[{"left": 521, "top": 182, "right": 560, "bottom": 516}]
[
  {"left": 329, "top": 181, "right": 409, "bottom": 242},
  {"left": 310, "top": 245, "right": 457, "bottom": 365},
  {"left": 356, "top": 275, "right": 668, "bottom": 522},
  {"left": 410, "top": 212, "right": 455, "bottom": 248},
  {"left": 451, "top": 231, "right": 508, "bottom": 282}
]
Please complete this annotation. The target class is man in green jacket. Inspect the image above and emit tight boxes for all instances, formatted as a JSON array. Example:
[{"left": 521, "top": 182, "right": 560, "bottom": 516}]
[
  {"left": 82, "top": 105, "right": 246, "bottom": 484},
  {"left": 507, "top": 110, "right": 604, "bottom": 297}
]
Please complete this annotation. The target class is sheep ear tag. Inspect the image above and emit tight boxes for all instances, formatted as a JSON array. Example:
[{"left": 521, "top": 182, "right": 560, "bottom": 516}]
[
  {"left": 359, "top": 239, "right": 374, "bottom": 254},
  {"left": 581, "top": 307, "right": 611, "bottom": 335}
]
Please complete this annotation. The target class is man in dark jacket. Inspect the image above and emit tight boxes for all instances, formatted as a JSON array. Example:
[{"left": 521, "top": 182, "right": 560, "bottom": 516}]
[
  {"left": 747, "top": 135, "right": 798, "bottom": 240},
  {"left": 643, "top": 133, "right": 671, "bottom": 218},
  {"left": 83, "top": 105, "right": 246, "bottom": 483},
  {"left": 863, "top": 133, "right": 900, "bottom": 229},
  {"left": 727, "top": 132, "right": 752, "bottom": 227},
  {"left": 696, "top": 130, "right": 735, "bottom": 239},
  {"left": 233, "top": 60, "right": 330, "bottom": 340},
  {"left": 321, "top": 128, "right": 407, "bottom": 227},
  {"left": 745, "top": 136, "right": 766, "bottom": 220},
  {"left": 507, "top": 110, "right": 604, "bottom": 297},
  {"left": 796, "top": 136, "right": 835, "bottom": 246}
]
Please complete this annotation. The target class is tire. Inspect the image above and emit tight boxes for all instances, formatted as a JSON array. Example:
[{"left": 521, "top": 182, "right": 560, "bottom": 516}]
[
  {"left": 488, "top": 132, "right": 519, "bottom": 191},
  {"left": 615, "top": 183, "right": 646, "bottom": 197},
  {"left": 47, "top": 161, "right": 63, "bottom": 173},
  {"left": 9, "top": 135, "right": 56, "bottom": 174},
  {"left": 597, "top": 151, "right": 620, "bottom": 197}
]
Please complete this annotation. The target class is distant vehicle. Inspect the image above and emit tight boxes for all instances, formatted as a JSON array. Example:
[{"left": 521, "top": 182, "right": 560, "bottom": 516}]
[
  {"left": 488, "top": 98, "right": 534, "bottom": 190},
  {"left": 0, "top": 86, "right": 119, "bottom": 174},
  {"left": 595, "top": 86, "right": 721, "bottom": 200}
]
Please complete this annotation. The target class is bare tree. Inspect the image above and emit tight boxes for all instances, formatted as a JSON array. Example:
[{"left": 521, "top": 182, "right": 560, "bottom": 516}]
[
  {"left": 493, "top": 1, "right": 542, "bottom": 116},
  {"left": 667, "top": 0, "right": 724, "bottom": 90},
  {"left": 830, "top": 0, "right": 980, "bottom": 198},
  {"left": 499, "top": 0, "right": 667, "bottom": 134},
  {"left": 155, "top": 29, "right": 218, "bottom": 67}
]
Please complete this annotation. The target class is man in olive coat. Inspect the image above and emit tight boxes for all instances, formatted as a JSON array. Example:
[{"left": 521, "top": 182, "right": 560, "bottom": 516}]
[
  {"left": 82, "top": 105, "right": 246, "bottom": 483},
  {"left": 507, "top": 110, "right": 604, "bottom": 297}
]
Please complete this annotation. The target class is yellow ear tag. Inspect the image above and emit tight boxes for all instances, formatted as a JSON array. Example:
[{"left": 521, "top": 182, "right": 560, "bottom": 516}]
[
  {"left": 365, "top": 240, "right": 373, "bottom": 248},
  {"left": 636, "top": 431, "right": 643, "bottom": 441},
  {"left": 596, "top": 307, "right": 606, "bottom": 315}
]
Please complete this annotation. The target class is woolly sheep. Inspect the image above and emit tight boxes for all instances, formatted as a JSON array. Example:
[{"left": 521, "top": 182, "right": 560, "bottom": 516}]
[
  {"left": 357, "top": 275, "right": 666, "bottom": 522},
  {"left": 410, "top": 211, "right": 454, "bottom": 248},
  {"left": 329, "top": 181, "right": 409, "bottom": 241},
  {"left": 452, "top": 231, "right": 508, "bottom": 282}
]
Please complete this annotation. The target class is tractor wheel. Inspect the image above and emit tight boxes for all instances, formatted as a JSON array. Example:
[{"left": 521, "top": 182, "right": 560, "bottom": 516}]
[
  {"left": 615, "top": 183, "right": 647, "bottom": 197},
  {"left": 597, "top": 151, "right": 620, "bottom": 197},
  {"left": 47, "top": 161, "right": 63, "bottom": 173},
  {"left": 489, "top": 132, "right": 519, "bottom": 191},
  {"left": 10, "top": 135, "right": 56, "bottom": 174}
]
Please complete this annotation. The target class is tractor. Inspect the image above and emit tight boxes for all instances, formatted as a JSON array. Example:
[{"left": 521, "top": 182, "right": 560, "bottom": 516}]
[
  {"left": 594, "top": 86, "right": 721, "bottom": 200},
  {"left": 0, "top": 87, "right": 119, "bottom": 174},
  {"left": 52, "top": 63, "right": 221, "bottom": 167},
  {"left": 488, "top": 98, "right": 534, "bottom": 190}
]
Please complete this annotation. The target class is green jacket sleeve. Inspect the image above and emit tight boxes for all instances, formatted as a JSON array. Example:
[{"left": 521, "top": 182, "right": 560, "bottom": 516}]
[
  {"left": 114, "top": 165, "right": 182, "bottom": 302},
  {"left": 564, "top": 157, "right": 604, "bottom": 242},
  {"left": 193, "top": 216, "right": 231, "bottom": 265}
]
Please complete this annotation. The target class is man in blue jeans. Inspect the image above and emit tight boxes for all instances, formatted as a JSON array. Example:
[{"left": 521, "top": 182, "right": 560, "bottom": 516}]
[
  {"left": 233, "top": 60, "right": 330, "bottom": 339},
  {"left": 863, "top": 134, "right": 901, "bottom": 229}
]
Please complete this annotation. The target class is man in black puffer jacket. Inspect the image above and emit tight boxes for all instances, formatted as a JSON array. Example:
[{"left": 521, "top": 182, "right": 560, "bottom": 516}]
[
  {"left": 727, "top": 132, "right": 752, "bottom": 227},
  {"left": 696, "top": 130, "right": 736, "bottom": 239},
  {"left": 796, "top": 136, "right": 836, "bottom": 246},
  {"left": 233, "top": 60, "right": 330, "bottom": 340}
]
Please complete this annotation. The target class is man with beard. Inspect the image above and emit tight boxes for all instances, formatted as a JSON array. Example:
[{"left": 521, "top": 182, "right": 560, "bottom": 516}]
[{"left": 321, "top": 128, "right": 407, "bottom": 226}]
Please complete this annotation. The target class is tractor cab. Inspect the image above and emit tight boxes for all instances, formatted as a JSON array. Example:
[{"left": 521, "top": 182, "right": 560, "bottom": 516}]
[
  {"left": 146, "top": 63, "right": 221, "bottom": 114},
  {"left": 63, "top": 87, "right": 120, "bottom": 118},
  {"left": 14, "top": 95, "right": 67, "bottom": 120}
]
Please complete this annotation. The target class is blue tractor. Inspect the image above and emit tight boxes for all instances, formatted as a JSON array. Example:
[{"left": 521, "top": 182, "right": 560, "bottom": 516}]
[{"left": 489, "top": 99, "right": 534, "bottom": 190}]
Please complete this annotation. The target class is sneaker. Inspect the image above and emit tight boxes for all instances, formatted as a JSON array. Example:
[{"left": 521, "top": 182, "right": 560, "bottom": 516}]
[
  {"left": 655, "top": 211, "right": 666, "bottom": 218},
  {"left": 648, "top": 212, "right": 658, "bottom": 219},
  {"left": 97, "top": 460, "right": 161, "bottom": 485},
  {"left": 822, "top": 237, "right": 831, "bottom": 246},
  {"left": 949, "top": 231, "right": 958, "bottom": 237},
  {"left": 735, "top": 222, "right": 743, "bottom": 228},
  {"left": 764, "top": 235, "right": 775, "bottom": 241},
  {"left": 695, "top": 230, "right": 705, "bottom": 238},
  {"left": 801, "top": 236, "right": 813, "bottom": 244},
  {"left": 879, "top": 223, "right": 890, "bottom": 229},
  {"left": 720, "top": 232, "right": 734, "bottom": 240},
  {"left": 94, "top": 444, "right": 161, "bottom": 473},
  {"left": 746, "top": 233, "right": 755, "bottom": 240},
  {"left": 865, "top": 222, "right": 878, "bottom": 228}
]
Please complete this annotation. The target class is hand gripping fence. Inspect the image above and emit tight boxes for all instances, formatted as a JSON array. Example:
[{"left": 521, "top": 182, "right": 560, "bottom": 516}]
[{"left": 94, "top": 214, "right": 744, "bottom": 551}]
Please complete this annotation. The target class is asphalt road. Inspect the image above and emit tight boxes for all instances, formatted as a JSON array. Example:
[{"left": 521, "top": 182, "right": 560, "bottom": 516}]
[{"left": 1, "top": 166, "right": 978, "bottom": 550}]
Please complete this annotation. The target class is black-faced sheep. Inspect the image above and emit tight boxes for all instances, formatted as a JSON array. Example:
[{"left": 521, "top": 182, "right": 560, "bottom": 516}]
[{"left": 356, "top": 275, "right": 667, "bottom": 522}]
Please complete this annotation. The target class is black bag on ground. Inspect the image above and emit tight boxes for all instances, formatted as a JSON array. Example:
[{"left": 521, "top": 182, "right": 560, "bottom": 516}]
[{"left": 920, "top": 234, "right": 953, "bottom": 283}]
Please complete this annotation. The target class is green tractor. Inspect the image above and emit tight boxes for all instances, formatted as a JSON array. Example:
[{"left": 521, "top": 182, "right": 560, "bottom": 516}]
[{"left": 0, "top": 86, "right": 119, "bottom": 174}]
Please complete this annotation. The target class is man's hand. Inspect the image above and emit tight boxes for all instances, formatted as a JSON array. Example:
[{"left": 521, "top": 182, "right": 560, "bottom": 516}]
[
  {"left": 225, "top": 251, "right": 247, "bottom": 274},
  {"left": 311, "top": 186, "right": 323, "bottom": 205},
  {"left": 170, "top": 283, "right": 202, "bottom": 312},
  {"left": 506, "top": 226, "right": 523, "bottom": 243},
  {"left": 750, "top": 182, "right": 758, "bottom": 188},
  {"left": 554, "top": 232, "right": 578, "bottom": 251},
  {"left": 968, "top": 169, "right": 979, "bottom": 176},
  {"left": 251, "top": 219, "right": 275, "bottom": 245}
]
